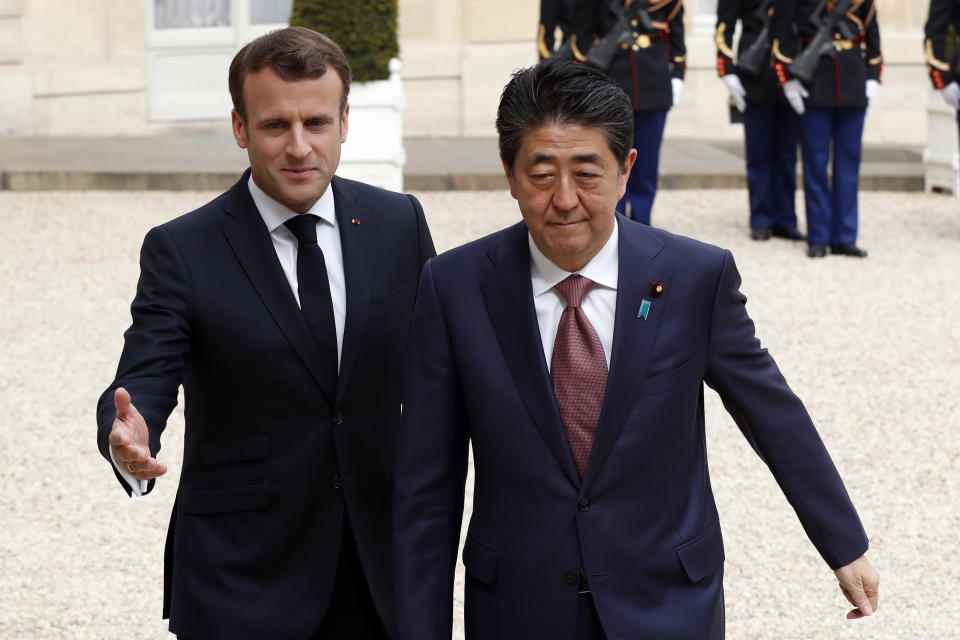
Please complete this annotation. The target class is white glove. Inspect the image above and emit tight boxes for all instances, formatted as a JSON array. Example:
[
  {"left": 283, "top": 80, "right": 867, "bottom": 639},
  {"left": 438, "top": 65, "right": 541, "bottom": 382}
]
[
  {"left": 865, "top": 79, "right": 880, "bottom": 107},
  {"left": 671, "top": 78, "right": 684, "bottom": 106},
  {"left": 941, "top": 81, "right": 960, "bottom": 110},
  {"left": 783, "top": 79, "right": 808, "bottom": 115},
  {"left": 722, "top": 73, "right": 747, "bottom": 113}
]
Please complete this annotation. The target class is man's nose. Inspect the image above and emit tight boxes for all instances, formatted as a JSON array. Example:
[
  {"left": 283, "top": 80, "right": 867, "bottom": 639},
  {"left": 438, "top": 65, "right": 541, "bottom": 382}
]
[
  {"left": 552, "top": 174, "right": 579, "bottom": 212},
  {"left": 286, "top": 126, "right": 311, "bottom": 159}
]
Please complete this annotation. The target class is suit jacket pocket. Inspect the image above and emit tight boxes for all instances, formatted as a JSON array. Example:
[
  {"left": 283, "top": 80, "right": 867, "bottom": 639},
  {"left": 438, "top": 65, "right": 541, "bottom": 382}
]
[
  {"left": 201, "top": 435, "right": 267, "bottom": 467},
  {"left": 370, "top": 282, "right": 414, "bottom": 314},
  {"left": 198, "top": 435, "right": 267, "bottom": 488},
  {"left": 181, "top": 481, "right": 269, "bottom": 515},
  {"left": 640, "top": 355, "right": 701, "bottom": 397},
  {"left": 462, "top": 535, "right": 498, "bottom": 585},
  {"left": 675, "top": 521, "right": 724, "bottom": 582}
]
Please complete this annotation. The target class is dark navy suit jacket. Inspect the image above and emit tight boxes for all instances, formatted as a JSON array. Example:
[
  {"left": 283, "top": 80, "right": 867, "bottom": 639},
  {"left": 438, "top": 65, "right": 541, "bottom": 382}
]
[
  {"left": 393, "top": 216, "right": 867, "bottom": 639},
  {"left": 97, "top": 172, "right": 434, "bottom": 639}
]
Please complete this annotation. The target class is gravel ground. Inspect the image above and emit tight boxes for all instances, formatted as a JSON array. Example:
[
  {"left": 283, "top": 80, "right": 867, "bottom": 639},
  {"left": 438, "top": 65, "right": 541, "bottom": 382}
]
[{"left": 1, "top": 188, "right": 958, "bottom": 639}]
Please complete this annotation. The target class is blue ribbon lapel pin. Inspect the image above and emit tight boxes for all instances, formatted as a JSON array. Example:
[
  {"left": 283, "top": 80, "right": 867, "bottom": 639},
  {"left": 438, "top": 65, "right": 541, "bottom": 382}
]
[{"left": 637, "top": 299, "right": 652, "bottom": 320}]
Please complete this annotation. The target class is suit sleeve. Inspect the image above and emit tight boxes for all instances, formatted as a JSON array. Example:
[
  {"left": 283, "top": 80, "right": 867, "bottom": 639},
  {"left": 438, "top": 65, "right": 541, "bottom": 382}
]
[
  {"left": 407, "top": 193, "right": 437, "bottom": 269},
  {"left": 715, "top": 0, "right": 740, "bottom": 77},
  {"left": 771, "top": 0, "right": 799, "bottom": 84},
  {"left": 392, "top": 259, "right": 469, "bottom": 640},
  {"left": 863, "top": 0, "right": 882, "bottom": 82},
  {"left": 703, "top": 250, "right": 869, "bottom": 571},
  {"left": 96, "top": 225, "right": 192, "bottom": 496},
  {"left": 925, "top": 0, "right": 954, "bottom": 88},
  {"left": 667, "top": 0, "right": 687, "bottom": 80}
]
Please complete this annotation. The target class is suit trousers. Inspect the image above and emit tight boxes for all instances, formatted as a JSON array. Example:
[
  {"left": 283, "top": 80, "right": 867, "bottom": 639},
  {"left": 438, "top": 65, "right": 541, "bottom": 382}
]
[
  {"left": 800, "top": 106, "right": 867, "bottom": 245},
  {"left": 617, "top": 109, "right": 668, "bottom": 226},
  {"left": 743, "top": 100, "right": 801, "bottom": 230}
]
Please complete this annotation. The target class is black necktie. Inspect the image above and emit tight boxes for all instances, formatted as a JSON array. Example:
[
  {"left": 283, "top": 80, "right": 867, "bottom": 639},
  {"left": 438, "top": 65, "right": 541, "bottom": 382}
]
[{"left": 284, "top": 214, "right": 338, "bottom": 386}]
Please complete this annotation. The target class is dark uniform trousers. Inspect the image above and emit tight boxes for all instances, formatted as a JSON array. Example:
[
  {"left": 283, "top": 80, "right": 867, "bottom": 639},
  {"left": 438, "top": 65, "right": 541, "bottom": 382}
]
[
  {"left": 716, "top": 0, "right": 802, "bottom": 233},
  {"left": 619, "top": 110, "right": 668, "bottom": 226}
]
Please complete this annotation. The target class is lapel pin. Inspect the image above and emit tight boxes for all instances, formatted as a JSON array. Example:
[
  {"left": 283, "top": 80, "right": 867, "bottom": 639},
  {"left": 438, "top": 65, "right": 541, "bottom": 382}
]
[
  {"left": 351, "top": 218, "right": 361, "bottom": 225},
  {"left": 637, "top": 299, "right": 652, "bottom": 320},
  {"left": 651, "top": 281, "right": 665, "bottom": 296}
]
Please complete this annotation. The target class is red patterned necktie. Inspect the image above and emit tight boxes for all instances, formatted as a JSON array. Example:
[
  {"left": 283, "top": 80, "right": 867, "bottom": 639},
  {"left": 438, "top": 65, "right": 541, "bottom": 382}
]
[{"left": 551, "top": 274, "right": 608, "bottom": 477}]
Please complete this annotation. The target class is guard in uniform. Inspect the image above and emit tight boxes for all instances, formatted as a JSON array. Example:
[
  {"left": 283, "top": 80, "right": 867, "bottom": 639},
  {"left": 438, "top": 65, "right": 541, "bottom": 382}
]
[
  {"left": 924, "top": 0, "right": 960, "bottom": 124},
  {"left": 716, "top": 0, "right": 805, "bottom": 242},
  {"left": 571, "top": 0, "right": 686, "bottom": 226},
  {"left": 771, "top": 0, "right": 881, "bottom": 258}
]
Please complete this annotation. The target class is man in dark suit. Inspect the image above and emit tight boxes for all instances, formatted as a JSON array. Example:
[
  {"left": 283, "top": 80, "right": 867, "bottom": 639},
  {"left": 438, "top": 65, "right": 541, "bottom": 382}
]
[
  {"left": 392, "top": 59, "right": 877, "bottom": 639},
  {"left": 97, "top": 27, "right": 434, "bottom": 639}
]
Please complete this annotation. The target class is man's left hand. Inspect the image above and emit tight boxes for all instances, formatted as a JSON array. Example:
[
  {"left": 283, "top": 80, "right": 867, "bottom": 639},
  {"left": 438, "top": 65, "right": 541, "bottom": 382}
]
[{"left": 834, "top": 555, "right": 879, "bottom": 619}]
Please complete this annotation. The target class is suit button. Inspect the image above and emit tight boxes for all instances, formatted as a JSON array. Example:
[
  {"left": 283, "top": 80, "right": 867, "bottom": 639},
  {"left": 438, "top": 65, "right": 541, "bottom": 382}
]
[
  {"left": 564, "top": 570, "right": 577, "bottom": 585},
  {"left": 578, "top": 498, "right": 591, "bottom": 512},
  {"left": 332, "top": 411, "right": 343, "bottom": 426},
  {"left": 331, "top": 474, "right": 342, "bottom": 489}
]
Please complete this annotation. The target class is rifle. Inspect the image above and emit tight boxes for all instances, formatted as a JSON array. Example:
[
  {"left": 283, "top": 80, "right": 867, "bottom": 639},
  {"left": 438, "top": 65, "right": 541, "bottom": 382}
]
[
  {"left": 789, "top": 0, "right": 856, "bottom": 84},
  {"left": 586, "top": 0, "right": 654, "bottom": 71},
  {"left": 736, "top": 0, "right": 773, "bottom": 77}
]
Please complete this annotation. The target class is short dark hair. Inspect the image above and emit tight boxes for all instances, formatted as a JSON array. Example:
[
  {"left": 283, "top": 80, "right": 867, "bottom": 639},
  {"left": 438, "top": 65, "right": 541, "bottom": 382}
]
[
  {"left": 228, "top": 26, "right": 352, "bottom": 121},
  {"left": 496, "top": 59, "right": 634, "bottom": 173}
]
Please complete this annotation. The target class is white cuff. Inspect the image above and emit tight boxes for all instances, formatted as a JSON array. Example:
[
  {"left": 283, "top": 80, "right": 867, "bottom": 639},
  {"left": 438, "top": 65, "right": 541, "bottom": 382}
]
[{"left": 110, "top": 446, "right": 147, "bottom": 497}]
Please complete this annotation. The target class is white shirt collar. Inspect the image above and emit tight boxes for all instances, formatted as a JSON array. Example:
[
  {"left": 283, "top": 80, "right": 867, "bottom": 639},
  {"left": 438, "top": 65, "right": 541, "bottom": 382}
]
[
  {"left": 529, "top": 218, "right": 619, "bottom": 297},
  {"left": 247, "top": 175, "right": 337, "bottom": 232}
]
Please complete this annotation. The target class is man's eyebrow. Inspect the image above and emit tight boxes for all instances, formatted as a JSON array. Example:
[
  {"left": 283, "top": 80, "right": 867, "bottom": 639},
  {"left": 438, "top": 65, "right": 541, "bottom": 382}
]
[
  {"left": 572, "top": 153, "right": 603, "bottom": 164},
  {"left": 529, "top": 152, "right": 557, "bottom": 165}
]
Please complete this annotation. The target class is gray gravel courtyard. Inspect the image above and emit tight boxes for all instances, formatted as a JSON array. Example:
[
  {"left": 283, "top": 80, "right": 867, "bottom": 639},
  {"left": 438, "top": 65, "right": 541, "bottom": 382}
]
[{"left": 1, "top": 188, "right": 958, "bottom": 638}]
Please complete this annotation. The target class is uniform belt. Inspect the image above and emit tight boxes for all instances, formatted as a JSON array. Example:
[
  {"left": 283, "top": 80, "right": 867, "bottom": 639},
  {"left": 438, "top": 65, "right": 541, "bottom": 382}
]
[{"left": 619, "top": 29, "right": 667, "bottom": 51}]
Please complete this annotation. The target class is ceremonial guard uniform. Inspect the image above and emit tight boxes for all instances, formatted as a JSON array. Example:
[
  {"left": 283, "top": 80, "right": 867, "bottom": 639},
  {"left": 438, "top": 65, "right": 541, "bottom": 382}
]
[
  {"left": 538, "top": 0, "right": 574, "bottom": 60},
  {"left": 571, "top": 0, "right": 686, "bottom": 226},
  {"left": 771, "top": 0, "right": 881, "bottom": 258},
  {"left": 716, "top": 0, "right": 804, "bottom": 241},
  {"left": 924, "top": 0, "right": 960, "bottom": 122}
]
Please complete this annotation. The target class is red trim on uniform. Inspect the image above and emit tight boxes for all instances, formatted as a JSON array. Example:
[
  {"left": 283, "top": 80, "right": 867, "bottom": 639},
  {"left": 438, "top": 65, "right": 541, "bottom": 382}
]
[
  {"left": 877, "top": 62, "right": 883, "bottom": 83},
  {"left": 629, "top": 50, "right": 640, "bottom": 107},
  {"left": 932, "top": 68, "right": 946, "bottom": 90},
  {"left": 774, "top": 60, "right": 788, "bottom": 85},
  {"left": 717, "top": 56, "right": 727, "bottom": 77}
]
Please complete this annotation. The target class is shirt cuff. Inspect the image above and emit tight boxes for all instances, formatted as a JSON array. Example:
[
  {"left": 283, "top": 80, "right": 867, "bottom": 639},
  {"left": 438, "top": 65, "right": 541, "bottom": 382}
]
[{"left": 109, "top": 446, "right": 147, "bottom": 497}]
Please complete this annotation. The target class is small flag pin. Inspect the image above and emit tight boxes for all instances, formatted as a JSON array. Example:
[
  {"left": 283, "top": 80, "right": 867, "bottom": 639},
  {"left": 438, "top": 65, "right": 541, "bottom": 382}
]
[
  {"left": 637, "top": 299, "right": 652, "bottom": 320},
  {"left": 351, "top": 218, "right": 361, "bottom": 225},
  {"left": 651, "top": 281, "right": 664, "bottom": 296}
]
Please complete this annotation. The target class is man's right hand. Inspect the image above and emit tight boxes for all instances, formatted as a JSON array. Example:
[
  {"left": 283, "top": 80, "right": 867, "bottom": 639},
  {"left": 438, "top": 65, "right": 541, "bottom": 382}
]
[
  {"left": 783, "top": 79, "right": 808, "bottom": 115},
  {"left": 109, "top": 388, "right": 167, "bottom": 480},
  {"left": 941, "top": 82, "right": 960, "bottom": 110}
]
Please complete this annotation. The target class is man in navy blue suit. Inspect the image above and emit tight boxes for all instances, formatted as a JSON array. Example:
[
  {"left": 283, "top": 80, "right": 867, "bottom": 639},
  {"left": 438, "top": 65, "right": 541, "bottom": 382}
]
[
  {"left": 392, "top": 59, "right": 877, "bottom": 639},
  {"left": 98, "top": 28, "right": 434, "bottom": 639}
]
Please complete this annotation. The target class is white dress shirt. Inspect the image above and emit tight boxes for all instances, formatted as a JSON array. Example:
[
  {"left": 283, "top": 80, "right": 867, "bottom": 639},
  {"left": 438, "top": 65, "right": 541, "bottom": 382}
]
[
  {"left": 530, "top": 219, "right": 619, "bottom": 372},
  {"left": 115, "top": 178, "right": 347, "bottom": 496}
]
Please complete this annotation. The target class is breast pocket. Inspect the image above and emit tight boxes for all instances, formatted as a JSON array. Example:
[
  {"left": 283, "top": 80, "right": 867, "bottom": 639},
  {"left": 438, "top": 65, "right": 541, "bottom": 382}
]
[{"left": 640, "top": 355, "right": 702, "bottom": 397}]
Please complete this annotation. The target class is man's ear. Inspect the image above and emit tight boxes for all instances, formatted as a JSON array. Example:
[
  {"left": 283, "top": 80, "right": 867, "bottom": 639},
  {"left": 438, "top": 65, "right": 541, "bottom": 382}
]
[
  {"left": 618, "top": 148, "right": 638, "bottom": 200},
  {"left": 231, "top": 110, "right": 248, "bottom": 149},
  {"left": 500, "top": 154, "right": 518, "bottom": 200},
  {"left": 340, "top": 103, "right": 349, "bottom": 144}
]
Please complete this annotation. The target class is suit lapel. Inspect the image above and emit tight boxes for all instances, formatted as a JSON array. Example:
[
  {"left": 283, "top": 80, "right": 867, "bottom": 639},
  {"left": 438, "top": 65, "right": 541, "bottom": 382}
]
[
  {"left": 331, "top": 176, "right": 373, "bottom": 403},
  {"left": 582, "top": 219, "right": 671, "bottom": 491},
  {"left": 480, "top": 223, "right": 581, "bottom": 488},
  {"left": 220, "top": 172, "right": 336, "bottom": 404}
]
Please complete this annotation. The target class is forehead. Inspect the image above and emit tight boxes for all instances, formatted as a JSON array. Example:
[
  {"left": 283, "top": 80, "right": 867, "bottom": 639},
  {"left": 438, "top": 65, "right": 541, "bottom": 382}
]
[
  {"left": 242, "top": 66, "right": 343, "bottom": 115},
  {"left": 517, "top": 122, "right": 614, "bottom": 164}
]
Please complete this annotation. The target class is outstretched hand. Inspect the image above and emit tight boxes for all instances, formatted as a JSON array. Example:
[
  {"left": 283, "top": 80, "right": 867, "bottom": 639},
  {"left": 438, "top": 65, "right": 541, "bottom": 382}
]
[
  {"left": 834, "top": 555, "right": 879, "bottom": 620},
  {"left": 109, "top": 388, "right": 167, "bottom": 480}
]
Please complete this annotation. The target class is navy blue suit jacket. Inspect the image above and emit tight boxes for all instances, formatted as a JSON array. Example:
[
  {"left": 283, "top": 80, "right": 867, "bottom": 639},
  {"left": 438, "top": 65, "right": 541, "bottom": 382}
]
[
  {"left": 97, "top": 172, "right": 434, "bottom": 639},
  {"left": 393, "top": 216, "right": 867, "bottom": 639}
]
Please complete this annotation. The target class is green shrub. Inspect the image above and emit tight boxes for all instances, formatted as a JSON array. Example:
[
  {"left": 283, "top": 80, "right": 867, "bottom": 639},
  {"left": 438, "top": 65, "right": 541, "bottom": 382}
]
[{"left": 290, "top": 0, "right": 398, "bottom": 83}]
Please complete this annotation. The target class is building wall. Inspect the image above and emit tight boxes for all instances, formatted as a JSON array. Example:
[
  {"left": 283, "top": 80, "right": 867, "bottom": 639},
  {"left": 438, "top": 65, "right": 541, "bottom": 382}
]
[{"left": 0, "top": 0, "right": 936, "bottom": 144}]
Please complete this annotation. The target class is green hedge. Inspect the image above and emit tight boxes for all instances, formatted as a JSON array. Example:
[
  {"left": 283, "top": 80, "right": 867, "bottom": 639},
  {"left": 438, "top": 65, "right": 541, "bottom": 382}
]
[{"left": 290, "top": 0, "right": 398, "bottom": 83}]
